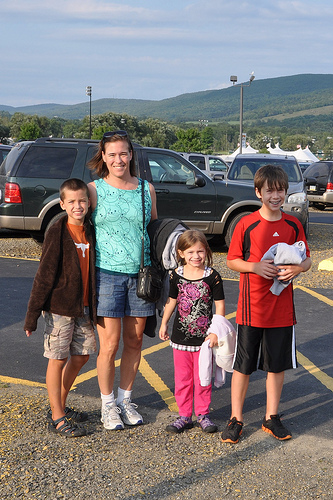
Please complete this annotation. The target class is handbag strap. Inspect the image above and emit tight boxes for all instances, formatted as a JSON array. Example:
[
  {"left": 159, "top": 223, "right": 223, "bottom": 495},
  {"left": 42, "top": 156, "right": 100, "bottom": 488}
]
[{"left": 140, "top": 179, "right": 145, "bottom": 269}]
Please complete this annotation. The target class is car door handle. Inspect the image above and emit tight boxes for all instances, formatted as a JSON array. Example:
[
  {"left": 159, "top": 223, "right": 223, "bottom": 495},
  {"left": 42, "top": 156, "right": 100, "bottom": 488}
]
[{"left": 155, "top": 188, "right": 170, "bottom": 194}]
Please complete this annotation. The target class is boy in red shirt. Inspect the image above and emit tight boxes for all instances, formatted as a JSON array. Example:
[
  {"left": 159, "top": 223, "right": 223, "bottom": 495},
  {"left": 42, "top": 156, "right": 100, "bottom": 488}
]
[{"left": 221, "top": 164, "right": 311, "bottom": 443}]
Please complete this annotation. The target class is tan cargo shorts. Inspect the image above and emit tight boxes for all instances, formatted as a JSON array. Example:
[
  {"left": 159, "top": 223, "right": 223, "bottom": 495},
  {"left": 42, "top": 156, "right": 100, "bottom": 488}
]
[{"left": 43, "top": 309, "right": 97, "bottom": 360}]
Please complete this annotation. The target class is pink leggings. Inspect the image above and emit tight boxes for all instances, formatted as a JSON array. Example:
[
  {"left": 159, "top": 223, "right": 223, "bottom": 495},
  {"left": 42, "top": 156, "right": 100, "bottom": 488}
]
[{"left": 173, "top": 348, "right": 212, "bottom": 418}]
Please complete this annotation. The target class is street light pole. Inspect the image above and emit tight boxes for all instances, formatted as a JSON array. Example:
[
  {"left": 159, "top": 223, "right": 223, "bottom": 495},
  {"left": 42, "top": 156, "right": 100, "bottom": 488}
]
[
  {"left": 230, "top": 73, "right": 255, "bottom": 154},
  {"left": 239, "top": 84, "right": 243, "bottom": 154},
  {"left": 86, "top": 86, "right": 92, "bottom": 139}
]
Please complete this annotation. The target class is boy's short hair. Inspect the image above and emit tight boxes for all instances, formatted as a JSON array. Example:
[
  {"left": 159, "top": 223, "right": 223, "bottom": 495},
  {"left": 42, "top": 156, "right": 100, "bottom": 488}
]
[
  {"left": 60, "top": 178, "right": 89, "bottom": 201},
  {"left": 254, "top": 164, "right": 289, "bottom": 192}
]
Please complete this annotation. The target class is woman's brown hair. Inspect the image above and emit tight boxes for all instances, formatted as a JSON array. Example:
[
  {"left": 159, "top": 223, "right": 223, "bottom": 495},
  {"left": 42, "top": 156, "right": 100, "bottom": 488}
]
[{"left": 88, "top": 131, "right": 136, "bottom": 178}]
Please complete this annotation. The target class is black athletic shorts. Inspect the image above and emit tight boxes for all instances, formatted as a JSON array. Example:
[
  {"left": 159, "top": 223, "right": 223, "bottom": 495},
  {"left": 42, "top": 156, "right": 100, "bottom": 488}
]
[{"left": 233, "top": 324, "right": 297, "bottom": 375}]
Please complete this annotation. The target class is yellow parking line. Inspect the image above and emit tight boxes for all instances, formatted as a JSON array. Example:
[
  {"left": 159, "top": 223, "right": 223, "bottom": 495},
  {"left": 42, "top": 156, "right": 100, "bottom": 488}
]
[
  {"left": 141, "top": 340, "right": 169, "bottom": 355},
  {"left": 225, "top": 311, "right": 236, "bottom": 320},
  {"left": 0, "top": 255, "right": 39, "bottom": 261},
  {"left": 1, "top": 292, "right": 331, "bottom": 400},
  {"left": 137, "top": 313, "right": 236, "bottom": 410},
  {"left": 0, "top": 375, "right": 46, "bottom": 388},
  {"left": 73, "top": 358, "right": 121, "bottom": 388},
  {"left": 0, "top": 311, "right": 239, "bottom": 397},
  {"left": 297, "top": 351, "right": 333, "bottom": 392},
  {"left": 309, "top": 222, "right": 333, "bottom": 225},
  {"left": 295, "top": 285, "right": 333, "bottom": 307},
  {"left": 294, "top": 285, "right": 333, "bottom": 390},
  {"left": 138, "top": 357, "right": 178, "bottom": 412}
]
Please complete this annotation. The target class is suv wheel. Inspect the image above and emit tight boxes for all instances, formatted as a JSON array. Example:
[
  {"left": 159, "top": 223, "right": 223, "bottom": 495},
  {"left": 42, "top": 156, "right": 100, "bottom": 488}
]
[
  {"left": 30, "top": 232, "right": 44, "bottom": 245},
  {"left": 45, "top": 212, "right": 66, "bottom": 235},
  {"left": 225, "top": 211, "right": 252, "bottom": 247}
]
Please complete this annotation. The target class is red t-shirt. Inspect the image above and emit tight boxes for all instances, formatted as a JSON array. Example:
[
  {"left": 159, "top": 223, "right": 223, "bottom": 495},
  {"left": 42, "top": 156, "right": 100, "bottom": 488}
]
[{"left": 227, "top": 211, "right": 310, "bottom": 328}]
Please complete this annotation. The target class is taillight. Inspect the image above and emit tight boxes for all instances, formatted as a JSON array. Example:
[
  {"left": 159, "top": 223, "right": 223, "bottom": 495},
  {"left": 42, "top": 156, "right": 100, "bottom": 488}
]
[
  {"left": 327, "top": 182, "right": 333, "bottom": 192},
  {"left": 5, "top": 182, "right": 22, "bottom": 203}
]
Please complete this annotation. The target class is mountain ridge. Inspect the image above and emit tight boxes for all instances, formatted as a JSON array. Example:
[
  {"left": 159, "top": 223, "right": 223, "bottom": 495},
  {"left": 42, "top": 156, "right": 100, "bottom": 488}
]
[{"left": 2, "top": 74, "right": 333, "bottom": 124}]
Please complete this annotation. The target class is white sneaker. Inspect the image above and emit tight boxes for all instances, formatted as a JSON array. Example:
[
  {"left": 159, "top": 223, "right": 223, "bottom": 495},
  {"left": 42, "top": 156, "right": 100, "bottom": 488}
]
[
  {"left": 118, "top": 398, "right": 143, "bottom": 426},
  {"left": 101, "top": 401, "right": 124, "bottom": 430}
]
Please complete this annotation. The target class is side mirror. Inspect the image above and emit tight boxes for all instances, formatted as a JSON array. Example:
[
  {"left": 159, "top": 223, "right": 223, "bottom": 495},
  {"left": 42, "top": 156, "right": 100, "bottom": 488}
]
[
  {"left": 195, "top": 175, "right": 206, "bottom": 187},
  {"left": 188, "top": 174, "right": 206, "bottom": 189},
  {"left": 304, "top": 177, "right": 316, "bottom": 185},
  {"left": 212, "top": 173, "right": 225, "bottom": 181}
]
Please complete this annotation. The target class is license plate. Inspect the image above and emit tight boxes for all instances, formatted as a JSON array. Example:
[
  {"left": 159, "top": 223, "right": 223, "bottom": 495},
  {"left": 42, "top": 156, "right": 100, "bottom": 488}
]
[{"left": 309, "top": 185, "right": 316, "bottom": 191}]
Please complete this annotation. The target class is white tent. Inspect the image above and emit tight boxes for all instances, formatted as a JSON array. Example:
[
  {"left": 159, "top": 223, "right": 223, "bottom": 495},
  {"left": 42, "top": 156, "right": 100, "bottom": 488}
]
[
  {"left": 222, "top": 143, "right": 318, "bottom": 165},
  {"left": 266, "top": 144, "right": 318, "bottom": 163},
  {"left": 266, "top": 142, "right": 275, "bottom": 154},
  {"left": 230, "top": 144, "right": 258, "bottom": 157},
  {"left": 222, "top": 144, "right": 259, "bottom": 163},
  {"left": 302, "top": 146, "right": 318, "bottom": 162},
  {"left": 290, "top": 148, "right": 313, "bottom": 162},
  {"left": 267, "top": 142, "right": 285, "bottom": 155}
]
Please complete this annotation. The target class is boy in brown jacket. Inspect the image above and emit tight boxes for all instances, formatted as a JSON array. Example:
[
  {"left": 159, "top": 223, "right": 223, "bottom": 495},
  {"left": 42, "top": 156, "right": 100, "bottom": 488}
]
[{"left": 24, "top": 178, "right": 97, "bottom": 437}]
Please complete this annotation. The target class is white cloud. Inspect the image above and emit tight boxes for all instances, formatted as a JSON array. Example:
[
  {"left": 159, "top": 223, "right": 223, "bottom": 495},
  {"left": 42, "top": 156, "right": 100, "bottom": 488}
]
[
  {"left": 1, "top": 0, "right": 333, "bottom": 106},
  {"left": 1, "top": 0, "right": 174, "bottom": 23}
]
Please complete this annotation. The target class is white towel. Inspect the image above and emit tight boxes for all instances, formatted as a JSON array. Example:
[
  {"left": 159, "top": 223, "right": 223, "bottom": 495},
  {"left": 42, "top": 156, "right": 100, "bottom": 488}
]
[
  {"left": 199, "top": 315, "right": 236, "bottom": 387},
  {"left": 261, "top": 241, "right": 306, "bottom": 295}
]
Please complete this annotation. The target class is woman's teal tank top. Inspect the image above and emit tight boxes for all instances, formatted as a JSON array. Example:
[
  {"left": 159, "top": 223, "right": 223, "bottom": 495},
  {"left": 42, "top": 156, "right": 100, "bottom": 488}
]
[{"left": 92, "top": 178, "right": 152, "bottom": 274}]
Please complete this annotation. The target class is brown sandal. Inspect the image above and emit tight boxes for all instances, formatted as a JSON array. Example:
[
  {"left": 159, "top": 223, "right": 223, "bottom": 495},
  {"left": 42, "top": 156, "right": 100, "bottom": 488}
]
[
  {"left": 49, "top": 416, "right": 86, "bottom": 437},
  {"left": 47, "top": 407, "right": 88, "bottom": 423}
]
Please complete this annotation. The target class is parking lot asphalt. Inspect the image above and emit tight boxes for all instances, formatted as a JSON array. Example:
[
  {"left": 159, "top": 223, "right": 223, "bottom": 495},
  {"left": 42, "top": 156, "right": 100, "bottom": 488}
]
[
  {"left": 0, "top": 251, "right": 332, "bottom": 417},
  {"left": 0, "top": 220, "right": 333, "bottom": 499}
]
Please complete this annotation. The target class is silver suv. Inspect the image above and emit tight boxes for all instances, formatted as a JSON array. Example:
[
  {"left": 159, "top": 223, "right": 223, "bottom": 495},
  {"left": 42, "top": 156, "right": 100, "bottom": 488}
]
[
  {"left": 227, "top": 154, "right": 309, "bottom": 236},
  {"left": 178, "top": 152, "right": 228, "bottom": 178}
]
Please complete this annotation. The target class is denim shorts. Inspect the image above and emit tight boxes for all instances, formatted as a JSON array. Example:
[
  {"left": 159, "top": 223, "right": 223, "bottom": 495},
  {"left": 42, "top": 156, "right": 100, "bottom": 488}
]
[
  {"left": 43, "top": 309, "right": 97, "bottom": 360},
  {"left": 96, "top": 268, "right": 155, "bottom": 318}
]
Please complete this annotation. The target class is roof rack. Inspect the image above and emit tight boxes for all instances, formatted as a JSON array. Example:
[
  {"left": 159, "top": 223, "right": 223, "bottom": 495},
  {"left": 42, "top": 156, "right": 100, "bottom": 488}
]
[
  {"left": 35, "top": 137, "right": 99, "bottom": 145},
  {"left": 34, "top": 137, "right": 143, "bottom": 149}
]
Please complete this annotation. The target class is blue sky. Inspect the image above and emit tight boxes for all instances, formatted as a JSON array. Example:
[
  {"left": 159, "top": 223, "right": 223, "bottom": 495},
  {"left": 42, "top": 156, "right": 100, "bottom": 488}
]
[{"left": 2, "top": 0, "right": 333, "bottom": 107}]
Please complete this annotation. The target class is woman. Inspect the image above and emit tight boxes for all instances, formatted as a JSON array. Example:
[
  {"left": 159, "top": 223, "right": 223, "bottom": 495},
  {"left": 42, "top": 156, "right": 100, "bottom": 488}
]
[{"left": 88, "top": 130, "right": 157, "bottom": 430}]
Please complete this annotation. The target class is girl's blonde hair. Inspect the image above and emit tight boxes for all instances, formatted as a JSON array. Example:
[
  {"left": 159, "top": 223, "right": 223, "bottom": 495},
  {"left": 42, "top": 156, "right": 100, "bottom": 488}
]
[{"left": 176, "top": 230, "right": 213, "bottom": 267}]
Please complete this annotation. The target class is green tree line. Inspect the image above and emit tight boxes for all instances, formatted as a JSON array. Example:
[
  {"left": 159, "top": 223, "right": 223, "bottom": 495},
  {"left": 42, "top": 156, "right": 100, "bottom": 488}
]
[{"left": 1, "top": 110, "right": 333, "bottom": 158}]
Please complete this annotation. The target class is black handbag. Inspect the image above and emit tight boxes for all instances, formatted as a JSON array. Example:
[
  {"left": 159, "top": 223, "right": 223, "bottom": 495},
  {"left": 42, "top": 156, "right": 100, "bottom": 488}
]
[
  {"left": 136, "top": 181, "right": 163, "bottom": 303},
  {"left": 137, "top": 265, "right": 163, "bottom": 303}
]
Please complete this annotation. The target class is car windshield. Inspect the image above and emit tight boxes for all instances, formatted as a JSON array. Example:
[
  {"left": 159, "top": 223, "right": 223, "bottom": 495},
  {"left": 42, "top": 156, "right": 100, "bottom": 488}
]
[{"left": 228, "top": 158, "right": 302, "bottom": 183}]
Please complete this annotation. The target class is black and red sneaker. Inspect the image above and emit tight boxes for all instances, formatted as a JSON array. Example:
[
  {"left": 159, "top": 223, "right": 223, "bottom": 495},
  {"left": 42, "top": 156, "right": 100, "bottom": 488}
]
[
  {"left": 221, "top": 417, "right": 243, "bottom": 443},
  {"left": 262, "top": 414, "right": 292, "bottom": 440}
]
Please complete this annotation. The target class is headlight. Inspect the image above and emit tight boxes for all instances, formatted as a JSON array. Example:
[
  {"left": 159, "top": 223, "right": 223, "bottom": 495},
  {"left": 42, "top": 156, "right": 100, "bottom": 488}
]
[{"left": 287, "top": 192, "right": 307, "bottom": 204}]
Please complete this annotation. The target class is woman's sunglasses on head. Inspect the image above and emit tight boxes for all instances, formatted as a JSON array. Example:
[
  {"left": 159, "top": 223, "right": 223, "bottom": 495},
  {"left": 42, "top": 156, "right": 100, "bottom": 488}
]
[{"left": 103, "top": 130, "right": 128, "bottom": 140}]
